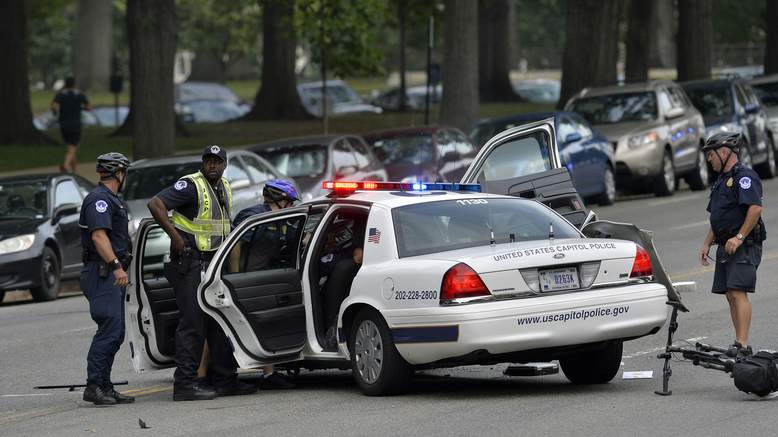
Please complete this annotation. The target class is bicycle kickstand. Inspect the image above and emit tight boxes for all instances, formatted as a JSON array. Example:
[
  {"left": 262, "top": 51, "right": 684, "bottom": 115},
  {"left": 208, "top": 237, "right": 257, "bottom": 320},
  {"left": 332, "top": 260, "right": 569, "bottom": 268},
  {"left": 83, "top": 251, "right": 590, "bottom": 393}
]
[{"left": 655, "top": 303, "right": 681, "bottom": 396}]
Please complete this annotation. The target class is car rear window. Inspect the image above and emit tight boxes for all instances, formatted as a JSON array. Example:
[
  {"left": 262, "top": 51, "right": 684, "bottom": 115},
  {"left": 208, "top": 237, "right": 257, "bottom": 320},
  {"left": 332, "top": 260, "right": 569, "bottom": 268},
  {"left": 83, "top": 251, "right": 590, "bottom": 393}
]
[
  {"left": 262, "top": 145, "right": 328, "bottom": 179},
  {"left": 368, "top": 133, "right": 435, "bottom": 165},
  {"left": 684, "top": 86, "right": 734, "bottom": 118},
  {"left": 569, "top": 92, "right": 657, "bottom": 124},
  {"left": 123, "top": 162, "right": 201, "bottom": 200},
  {"left": 392, "top": 198, "right": 580, "bottom": 258}
]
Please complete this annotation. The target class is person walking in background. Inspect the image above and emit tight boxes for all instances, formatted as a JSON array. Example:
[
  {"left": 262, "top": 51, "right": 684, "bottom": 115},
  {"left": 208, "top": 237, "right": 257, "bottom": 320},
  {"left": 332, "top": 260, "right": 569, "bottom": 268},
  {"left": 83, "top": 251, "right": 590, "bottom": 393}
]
[{"left": 51, "top": 77, "right": 90, "bottom": 174}]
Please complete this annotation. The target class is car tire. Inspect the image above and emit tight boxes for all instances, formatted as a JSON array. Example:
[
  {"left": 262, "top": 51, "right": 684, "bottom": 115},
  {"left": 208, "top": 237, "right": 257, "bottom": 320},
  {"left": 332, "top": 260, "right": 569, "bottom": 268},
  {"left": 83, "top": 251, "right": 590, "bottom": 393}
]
[
  {"left": 653, "top": 151, "right": 676, "bottom": 197},
  {"left": 755, "top": 135, "right": 776, "bottom": 179},
  {"left": 560, "top": 340, "right": 623, "bottom": 384},
  {"left": 348, "top": 308, "right": 412, "bottom": 396},
  {"left": 596, "top": 167, "right": 616, "bottom": 206},
  {"left": 685, "top": 150, "right": 709, "bottom": 191},
  {"left": 0, "top": 290, "right": 5, "bottom": 303},
  {"left": 30, "top": 247, "right": 61, "bottom": 302}
]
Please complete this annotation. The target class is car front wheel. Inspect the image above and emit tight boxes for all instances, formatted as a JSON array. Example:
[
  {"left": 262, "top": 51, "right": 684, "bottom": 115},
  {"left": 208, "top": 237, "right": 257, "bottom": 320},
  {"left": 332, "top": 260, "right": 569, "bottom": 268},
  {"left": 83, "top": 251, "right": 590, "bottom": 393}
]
[
  {"left": 349, "top": 309, "right": 412, "bottom": 396},
  {"left": 30, "top": 247, "right": 61, "bottom": 302},
  {"left": 685, "top": 150, "right": 709, "bottom": 191},
  {"left": 653, "top": 151, "right": 676, "bottom": 197},
  {"left": 596, "top": 167, "right": 616, "bottom": 206},
  {"left": 560, "top": 340, "right": 623, "bottom": 384}
]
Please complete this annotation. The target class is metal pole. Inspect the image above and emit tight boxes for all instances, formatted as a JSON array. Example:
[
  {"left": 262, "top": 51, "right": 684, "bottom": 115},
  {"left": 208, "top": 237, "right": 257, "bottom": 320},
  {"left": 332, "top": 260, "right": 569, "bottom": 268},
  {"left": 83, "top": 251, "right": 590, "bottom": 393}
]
[
  {"left": 425, "top": 15, "right": 434, "bottom": 125},
  {"left": 320, "top": 1, "right": 328, "bottom": 135}
]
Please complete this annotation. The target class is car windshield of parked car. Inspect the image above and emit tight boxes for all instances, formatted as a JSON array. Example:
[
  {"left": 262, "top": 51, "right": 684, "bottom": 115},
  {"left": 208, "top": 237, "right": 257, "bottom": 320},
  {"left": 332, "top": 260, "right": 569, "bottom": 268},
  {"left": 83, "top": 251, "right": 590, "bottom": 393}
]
[
  {"left": 263, "top": 145, "right": 328, "bottom": 178},
  {"left": 569, "top": 92, "right": 657, "bottom": 124},
  {"left": 123, "top": 162, "right": 201, "bottom": 201},
  {"left": 684, "top": 86, "right": 733, "bottom": 118},
  {"left": 752, "top": 82, "right": 778, "bottom": 107},
  {"left": 0, "top": 180, "right": 48, "bottom": 219},
  {"left": 369, "top": 134, "right": 435, "bottom": 165},
  {"left": 393, "top": 198, "right": 580, "bottom": 258}
]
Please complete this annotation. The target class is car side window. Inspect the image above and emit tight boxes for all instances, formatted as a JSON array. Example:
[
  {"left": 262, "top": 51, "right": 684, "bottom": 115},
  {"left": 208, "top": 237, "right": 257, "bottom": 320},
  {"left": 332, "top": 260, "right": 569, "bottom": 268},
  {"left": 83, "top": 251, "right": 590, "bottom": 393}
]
[
  {"left": 332, "top": 139, "right": 358, "bottom": 176},
  {"left": 348, "top": 138, "right": 372, "bottom": 170},
  {"left": 54, "top": 179, "right": 82, "bottom": 207},
  {"left": 436, "top": 130, "right": 456, "bottom": 158},
  {"left": 476, "top": 130, "right": 552, "bottom": 181},
  {"left": 224, "top": 158, "right": 250, "bottom": 184},
  {"left": 241, "top": 154, "right": 273, "bottom": 183},
  {"left": 742, "top": 84, "right": 761, "bottom": 106},
  {"left": 668, "top": 87, "right": 688, "bottom": 109},
  {"left": 227, "top": 215, "right": 306, "bottom": 274},
  {"left": 452, "top": 130, "right": 476, "bottom": 156},
  {"left": 734, "top": 84, "right": 748, "bottom": 109}
]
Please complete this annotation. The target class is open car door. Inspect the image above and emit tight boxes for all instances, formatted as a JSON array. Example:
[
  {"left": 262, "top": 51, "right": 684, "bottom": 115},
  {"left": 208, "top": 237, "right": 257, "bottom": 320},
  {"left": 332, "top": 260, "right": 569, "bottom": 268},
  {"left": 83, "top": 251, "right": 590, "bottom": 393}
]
[
  {"left": 126, "top": 219, "right": 177, "bottom": 372},
  {"left": 461, "top": 118, "right": 588, "bottom": 227},
  {"left": 198, "top": 206, "right": 311, "bottom": 369}
]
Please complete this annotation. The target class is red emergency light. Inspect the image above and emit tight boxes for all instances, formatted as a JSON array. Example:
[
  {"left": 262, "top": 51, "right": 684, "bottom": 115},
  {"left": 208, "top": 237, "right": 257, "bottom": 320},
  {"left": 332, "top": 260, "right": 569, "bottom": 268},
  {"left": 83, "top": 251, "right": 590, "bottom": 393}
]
[{"left": 321, "top": 181, "right": 481, "bottom": 193}]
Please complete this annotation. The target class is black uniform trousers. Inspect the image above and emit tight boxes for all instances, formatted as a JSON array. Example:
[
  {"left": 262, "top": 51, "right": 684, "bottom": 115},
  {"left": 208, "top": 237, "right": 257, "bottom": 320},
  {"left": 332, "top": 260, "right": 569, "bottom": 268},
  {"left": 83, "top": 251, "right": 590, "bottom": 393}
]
[
  {"left": 164, "top": 254, "right": 237, "bottom": 389},
  {"left": 81, "top": 262, "right": 125, "bottom": 387}
]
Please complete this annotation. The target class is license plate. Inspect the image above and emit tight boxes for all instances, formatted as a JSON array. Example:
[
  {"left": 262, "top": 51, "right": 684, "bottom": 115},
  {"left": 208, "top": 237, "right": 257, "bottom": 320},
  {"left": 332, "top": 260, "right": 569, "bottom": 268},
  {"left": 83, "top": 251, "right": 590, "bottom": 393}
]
[{"left": 539, "top": 267, "right": 580, "bottom": 292}]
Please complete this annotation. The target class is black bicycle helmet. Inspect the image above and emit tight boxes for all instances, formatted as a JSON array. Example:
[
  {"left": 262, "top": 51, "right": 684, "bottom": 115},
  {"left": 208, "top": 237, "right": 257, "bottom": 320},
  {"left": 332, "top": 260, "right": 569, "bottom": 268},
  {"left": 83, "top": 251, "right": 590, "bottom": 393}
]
[
  {"left": 702, "top": 132, "right": 745, "bottom": 153},
  {"left": 96, "top": 152, "right": 132, "bottom": 174}
]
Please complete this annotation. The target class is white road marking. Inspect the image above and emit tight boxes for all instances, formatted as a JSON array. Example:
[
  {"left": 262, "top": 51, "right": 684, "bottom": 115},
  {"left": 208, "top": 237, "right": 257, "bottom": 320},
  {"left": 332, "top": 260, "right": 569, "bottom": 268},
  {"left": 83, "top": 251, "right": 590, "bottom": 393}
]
[{"left": 668, "top": 220, "right": 709, "bottom": 231}]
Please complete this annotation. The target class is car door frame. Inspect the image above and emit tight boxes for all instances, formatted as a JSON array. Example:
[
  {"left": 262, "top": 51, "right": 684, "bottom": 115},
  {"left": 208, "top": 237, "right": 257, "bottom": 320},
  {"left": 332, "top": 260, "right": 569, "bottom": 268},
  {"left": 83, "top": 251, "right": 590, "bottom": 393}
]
[{"left": 198, "top": 205, "right": 312, "bottom": 369}]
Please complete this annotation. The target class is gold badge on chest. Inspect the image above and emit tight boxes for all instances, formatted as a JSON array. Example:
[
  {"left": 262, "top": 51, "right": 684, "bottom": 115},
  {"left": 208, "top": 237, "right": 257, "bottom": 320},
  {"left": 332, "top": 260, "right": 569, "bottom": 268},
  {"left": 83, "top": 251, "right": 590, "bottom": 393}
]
[{"left": 726, "top": 177, "right": 733, "bottom": 187}]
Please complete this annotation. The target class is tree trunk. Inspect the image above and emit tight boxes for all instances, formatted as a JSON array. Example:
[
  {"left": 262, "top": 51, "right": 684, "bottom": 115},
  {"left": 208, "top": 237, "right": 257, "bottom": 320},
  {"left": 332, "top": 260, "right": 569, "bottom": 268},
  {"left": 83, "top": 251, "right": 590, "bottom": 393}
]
[
  {"left": 439, "top": 0, "right": 478, "bottom": 133},
  {"left": 676, "top": 0, "right": 712, "bottom": 81},
  {"left": 73, "top": 0, "right": 113, "bottom": 92},
  {"left": 478, "top": 0, "right": 519, "bottom": 102},
  {"left": 243, "top": 0, "right": 309, "bottom": 120},
  {"left": 397, "top": 0, "right": 409, "bottom": 111},
  {"left": 558, "top": 0, "right": 621, "bottom": 108},
  {"left": 119, "top": 0, "right": 177, "bottom": 159},
  {"left": 648, "top": 0, "right": 675, "bottom": 68},
  {"left": 0, "top": 0, "right": 52, "bottom": 145},
  {"left": 625, "top": 0, "right": 654, "bottom": 83},
  {"left": 765, "top": 0, "right": 778, "bottom": 75}
]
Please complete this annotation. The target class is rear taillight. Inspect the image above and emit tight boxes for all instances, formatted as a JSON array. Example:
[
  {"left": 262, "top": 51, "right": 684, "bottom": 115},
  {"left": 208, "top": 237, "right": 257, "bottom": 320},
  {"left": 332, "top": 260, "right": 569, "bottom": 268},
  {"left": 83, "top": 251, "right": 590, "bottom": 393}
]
[
  {"left": 440, "top": 263, "right": 491, "bottom": 301},
  {"left": 630, "top": 245, "right": 653, "bottom": 278}
]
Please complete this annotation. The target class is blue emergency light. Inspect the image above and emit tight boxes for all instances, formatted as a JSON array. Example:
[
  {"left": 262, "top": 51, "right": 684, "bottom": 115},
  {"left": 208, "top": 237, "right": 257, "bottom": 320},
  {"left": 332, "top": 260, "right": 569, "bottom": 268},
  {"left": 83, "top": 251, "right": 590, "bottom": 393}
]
[{"left": 322, "top": 180, "right": 481, "bottom": 193}]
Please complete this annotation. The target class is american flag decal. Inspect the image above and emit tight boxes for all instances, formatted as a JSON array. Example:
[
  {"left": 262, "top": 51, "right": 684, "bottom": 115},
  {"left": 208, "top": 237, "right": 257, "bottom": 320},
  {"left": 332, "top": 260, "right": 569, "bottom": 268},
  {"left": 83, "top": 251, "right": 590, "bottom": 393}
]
[{"left": 367, "top": 227, "right": 381, "bottom": 244}]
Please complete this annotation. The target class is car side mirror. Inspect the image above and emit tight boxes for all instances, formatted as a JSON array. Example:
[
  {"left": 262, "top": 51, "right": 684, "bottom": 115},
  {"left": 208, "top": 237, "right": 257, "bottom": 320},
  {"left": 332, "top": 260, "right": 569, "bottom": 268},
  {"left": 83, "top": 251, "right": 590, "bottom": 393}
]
[
  {"left": 230, "top": 179, "right": 251, "bottom": 190},
  {"left": 52, "top": 203, "right": 79, "bottom": 224},
  {"left": 744, "top": 103, "right": 759, "bottom": 114},
  {"left": 563, "top": 132, "right": 582, "bottom": 144},
  {"left": 665, "top": 107, "right": 684, "bottom": 120}
]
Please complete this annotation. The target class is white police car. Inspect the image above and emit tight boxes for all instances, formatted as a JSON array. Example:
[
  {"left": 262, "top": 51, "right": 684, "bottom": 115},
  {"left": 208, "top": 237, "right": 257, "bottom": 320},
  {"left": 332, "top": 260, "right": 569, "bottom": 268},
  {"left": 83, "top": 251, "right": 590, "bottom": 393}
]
[{"left": 126, "top": 180, "right": 679, "bottom": 396}]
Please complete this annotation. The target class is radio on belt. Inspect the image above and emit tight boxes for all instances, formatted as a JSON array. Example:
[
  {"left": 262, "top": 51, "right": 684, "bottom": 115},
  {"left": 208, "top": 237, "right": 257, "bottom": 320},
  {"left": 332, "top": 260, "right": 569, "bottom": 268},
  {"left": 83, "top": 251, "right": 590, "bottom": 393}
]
[{"left": 322, "top": 180, "right": 482, "bottom": 193}]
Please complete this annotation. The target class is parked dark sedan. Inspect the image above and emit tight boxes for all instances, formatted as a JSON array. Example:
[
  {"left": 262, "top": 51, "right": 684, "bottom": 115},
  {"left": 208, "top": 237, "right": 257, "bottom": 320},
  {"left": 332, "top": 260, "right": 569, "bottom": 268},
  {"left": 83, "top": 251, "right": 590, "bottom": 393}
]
[
  {"left": 470, "top": 112, "right": 617, "bottom": 205},
  {"left": 362, "top": 126, "right": 477, "bottom": 183},
  {"left": 0, "top": 173, "right": 95, "bottom": 303},
  {"left": 682, "top": 78, "right": 776, "bottom": 179},
  {"left": 248, "top": 135, "right": 388, "bottom": 201}
]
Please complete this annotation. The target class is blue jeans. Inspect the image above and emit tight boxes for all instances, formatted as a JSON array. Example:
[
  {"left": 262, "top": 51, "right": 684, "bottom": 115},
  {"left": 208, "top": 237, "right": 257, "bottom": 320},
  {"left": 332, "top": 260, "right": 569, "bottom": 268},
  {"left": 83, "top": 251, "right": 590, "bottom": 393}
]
[{"left": 81, "top": 262, "right": 125, "bottom": 386}]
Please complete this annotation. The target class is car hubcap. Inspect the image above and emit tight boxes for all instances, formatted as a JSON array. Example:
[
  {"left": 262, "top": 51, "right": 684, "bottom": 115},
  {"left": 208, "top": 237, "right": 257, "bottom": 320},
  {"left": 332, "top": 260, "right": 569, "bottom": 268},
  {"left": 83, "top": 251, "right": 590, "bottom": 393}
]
[
  {"left": 698, "top": 151, "right": 709, "bottom": 183},
  {"left": 664, "top": 156, "right": 675, "bottom": 191},
  {"left": 604, "top": 169, "right": 616, "bottom": 201},
  {"left": 354, "top": 319, "right": 383, "bottom": 384},
  {"left": 42, "top": 256, "right": 56, "bottom": 288}
]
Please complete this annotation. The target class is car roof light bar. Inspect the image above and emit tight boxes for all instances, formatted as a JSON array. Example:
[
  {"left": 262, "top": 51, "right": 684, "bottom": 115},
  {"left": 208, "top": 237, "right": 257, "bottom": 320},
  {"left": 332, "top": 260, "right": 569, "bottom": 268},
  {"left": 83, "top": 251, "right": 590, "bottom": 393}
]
[{"left": 322, "top": 180, "right": 481, "bottom": 193}]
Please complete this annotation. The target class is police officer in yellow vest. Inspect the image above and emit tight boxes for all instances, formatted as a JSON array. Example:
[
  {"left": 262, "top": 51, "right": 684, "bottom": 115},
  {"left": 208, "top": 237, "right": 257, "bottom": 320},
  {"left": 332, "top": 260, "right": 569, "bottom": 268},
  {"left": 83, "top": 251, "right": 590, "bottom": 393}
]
[{"left": 148, "top": 145, "right": 256, "bottom": 401}]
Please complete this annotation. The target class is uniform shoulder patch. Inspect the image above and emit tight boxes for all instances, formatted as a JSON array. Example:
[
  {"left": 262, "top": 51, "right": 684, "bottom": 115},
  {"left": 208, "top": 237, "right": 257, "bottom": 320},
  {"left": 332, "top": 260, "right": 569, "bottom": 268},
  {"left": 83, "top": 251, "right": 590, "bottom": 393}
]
[
  {"left": 739, "top": 176, "right": 752, "bottom": 189},
  {"left": 174, "top": 180, "right": 188, "bottom": 190},
  {"left": 95, "top": 199, "right": 108, "bottom": 213}
]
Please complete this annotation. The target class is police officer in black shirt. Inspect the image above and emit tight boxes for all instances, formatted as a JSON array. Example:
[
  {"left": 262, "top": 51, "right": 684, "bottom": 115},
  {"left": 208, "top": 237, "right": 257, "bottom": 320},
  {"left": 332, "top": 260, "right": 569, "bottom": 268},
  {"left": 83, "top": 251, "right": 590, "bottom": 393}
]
[
  {"left": 148, "top": 145, "right": 256, "bottom": 401},
  {"left": 51, "top": 77, "right": 90, "bottom": 174},
  {"left": 79, "top": 152, "right": 135, "bottom": 405},
  {"left": 699, "top": 132, "right": 766, "bottom": 356}
]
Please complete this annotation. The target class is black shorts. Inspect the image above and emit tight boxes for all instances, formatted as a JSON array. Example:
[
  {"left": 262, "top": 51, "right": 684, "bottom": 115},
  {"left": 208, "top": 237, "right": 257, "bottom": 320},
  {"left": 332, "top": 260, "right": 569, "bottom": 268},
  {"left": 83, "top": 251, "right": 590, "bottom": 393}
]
[
  {"left": 711, "top": 243, "right": 762, "bottom": 294},
  {"left": 60, "top": 126, "right": 81, "bottom": 146}
]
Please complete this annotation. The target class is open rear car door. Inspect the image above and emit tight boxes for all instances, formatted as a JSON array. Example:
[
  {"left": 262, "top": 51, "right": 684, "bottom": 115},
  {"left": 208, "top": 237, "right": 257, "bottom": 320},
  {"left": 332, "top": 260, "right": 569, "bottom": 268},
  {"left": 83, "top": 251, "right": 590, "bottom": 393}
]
[{"left": 461, "top": 118, "right": 589, "bottom": 227}]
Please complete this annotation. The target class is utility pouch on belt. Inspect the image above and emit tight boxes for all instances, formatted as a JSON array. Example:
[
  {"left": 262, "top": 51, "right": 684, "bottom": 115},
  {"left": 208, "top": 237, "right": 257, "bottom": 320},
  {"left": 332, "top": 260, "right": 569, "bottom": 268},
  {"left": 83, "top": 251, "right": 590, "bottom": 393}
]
[{"left": 98, "top": 262, "right": 109, "bottom": 279}]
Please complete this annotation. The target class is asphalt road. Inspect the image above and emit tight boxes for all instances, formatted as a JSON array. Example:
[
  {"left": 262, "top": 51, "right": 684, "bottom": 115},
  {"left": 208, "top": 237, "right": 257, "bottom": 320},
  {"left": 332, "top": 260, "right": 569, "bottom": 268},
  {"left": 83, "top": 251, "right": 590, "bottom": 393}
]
[{"left": 3, "top": 180, "right": 778, "bottom": 437}]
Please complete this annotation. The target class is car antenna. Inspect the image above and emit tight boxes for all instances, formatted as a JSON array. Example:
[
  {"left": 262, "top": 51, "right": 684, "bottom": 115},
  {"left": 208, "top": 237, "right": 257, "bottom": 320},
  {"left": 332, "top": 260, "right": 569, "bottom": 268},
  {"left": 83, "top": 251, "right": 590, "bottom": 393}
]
[
  {"left": 548, "top": 222, "right": 555, "bottom": 241},
  {"left": 489, "top": 225, "right": 495, "bottom": 245}
]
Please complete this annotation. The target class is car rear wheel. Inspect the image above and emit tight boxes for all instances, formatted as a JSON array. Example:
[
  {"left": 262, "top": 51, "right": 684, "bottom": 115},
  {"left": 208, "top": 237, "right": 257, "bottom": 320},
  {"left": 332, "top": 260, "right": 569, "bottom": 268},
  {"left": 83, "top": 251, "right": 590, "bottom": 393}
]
[
  {"left": 560, "top": 340, "right": 623, "bottom": 384},
  {"left": 349, "top": 308, "right": 412, "bottom": 396},
  {"left": 30, "top": 247, "right": 60, "bottom": 302},
  {"left": 596, "top": 167, "right": 616, "bottom": 206},
  {"left": 685, "top": 150, "right": 709, "bottom": 191},
  {"left": 755, "top": 136, "right": 776, "bottom": 179},
  {"left": 653, "top": 151, "right": 676, "bottom": 197}
]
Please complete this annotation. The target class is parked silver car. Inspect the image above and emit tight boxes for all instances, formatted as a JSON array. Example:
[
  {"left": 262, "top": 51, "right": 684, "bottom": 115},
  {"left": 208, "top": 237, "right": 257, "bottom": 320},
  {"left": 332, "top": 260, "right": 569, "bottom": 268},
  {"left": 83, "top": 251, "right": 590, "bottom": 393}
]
[
  {"left": 565, "top": 81, "right": 706, "bottom": 196},
  {"left": 298, "top": 80, "right": 383, "bottom": 117}
]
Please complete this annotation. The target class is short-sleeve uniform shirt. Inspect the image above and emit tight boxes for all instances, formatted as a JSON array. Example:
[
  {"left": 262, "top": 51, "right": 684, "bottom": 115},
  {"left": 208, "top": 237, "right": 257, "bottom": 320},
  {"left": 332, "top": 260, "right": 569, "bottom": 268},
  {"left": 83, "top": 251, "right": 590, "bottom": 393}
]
[
  {"left": 54, "top": 89, "right": 89, "bottom": 130},
  {"left": 80, "top": 183, "right": 130, "bottom": 257},
  {"left": 707, "top": 163, "right": 765, "bottom": 241}
]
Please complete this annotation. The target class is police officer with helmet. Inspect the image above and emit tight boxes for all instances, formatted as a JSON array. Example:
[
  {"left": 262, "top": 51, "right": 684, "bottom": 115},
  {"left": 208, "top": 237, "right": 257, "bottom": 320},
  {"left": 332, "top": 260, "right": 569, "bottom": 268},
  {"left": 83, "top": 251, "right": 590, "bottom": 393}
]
[
  {"left": 79, "top": 152, "right": 135, "bottom": 405},
  {"left": 148, "top": 145, "right": 256, "bottom": 401},
  {"left": 699, "top": 132, "right": 766, "bottom": 356}
]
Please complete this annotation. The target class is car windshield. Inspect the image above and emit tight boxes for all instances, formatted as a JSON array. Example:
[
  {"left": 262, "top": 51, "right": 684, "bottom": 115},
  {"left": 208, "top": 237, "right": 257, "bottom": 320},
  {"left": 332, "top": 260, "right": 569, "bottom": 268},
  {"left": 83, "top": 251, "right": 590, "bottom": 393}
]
[
  {"left": 301, "top": 84, "right": 361, "bottom": 104},
  {"left": 569, "top": 92, "right": 657, "bottom": 124},
  {"left": 684, "top": 86, "right": 733, "bottom": 117},
  {"left": 752, "top": 82, "right": 778, "bottom": 107},
  {"left": 368, "top": 134, "right": 435, "bottom": 165},
  {"left": 393, "top": 198, "right": 580, "bottom": 258},
  {"left": 123, "top": 162, "right": 201, "bottom": 201},
  {"left": 0, "top": 180, "right": 48, "bottom": 219},
  {"left": 262, "top": 145, "right": 328, "bottom": 178}
]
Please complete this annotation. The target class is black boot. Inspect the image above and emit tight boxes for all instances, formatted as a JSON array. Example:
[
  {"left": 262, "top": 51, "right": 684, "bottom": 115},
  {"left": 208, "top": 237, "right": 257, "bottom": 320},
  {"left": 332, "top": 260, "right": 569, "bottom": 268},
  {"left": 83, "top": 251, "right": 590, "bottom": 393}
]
[
  {"left": 214, "top": 379, "right": 258, "bottom": 397},
  {"left": 103, "top": 385, "right": 135, "bottom": 404},
  {"left": 173, "top": 383, "right": 217, "bottom": 401},
  {"left": 83, "top": 384, "right": 117, "bottom": 406}
]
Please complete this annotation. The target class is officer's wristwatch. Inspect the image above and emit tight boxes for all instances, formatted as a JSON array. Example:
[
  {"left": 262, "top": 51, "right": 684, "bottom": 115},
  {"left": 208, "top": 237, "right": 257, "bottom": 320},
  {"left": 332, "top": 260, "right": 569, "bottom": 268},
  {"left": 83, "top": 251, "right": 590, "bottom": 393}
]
[
  {"left": 736, "top": 233, "right": 745, "bottom": 241},
  {"left": 109, "top": 258, "right": 122, "bottom": 270}
]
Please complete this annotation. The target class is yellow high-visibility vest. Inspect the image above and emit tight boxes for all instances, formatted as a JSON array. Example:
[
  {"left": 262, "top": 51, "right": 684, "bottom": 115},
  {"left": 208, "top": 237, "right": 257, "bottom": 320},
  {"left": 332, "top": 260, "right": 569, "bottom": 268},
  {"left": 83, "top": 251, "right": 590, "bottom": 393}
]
[{"left": 170, "top": 171, "right": 232, "bottom": 252}]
